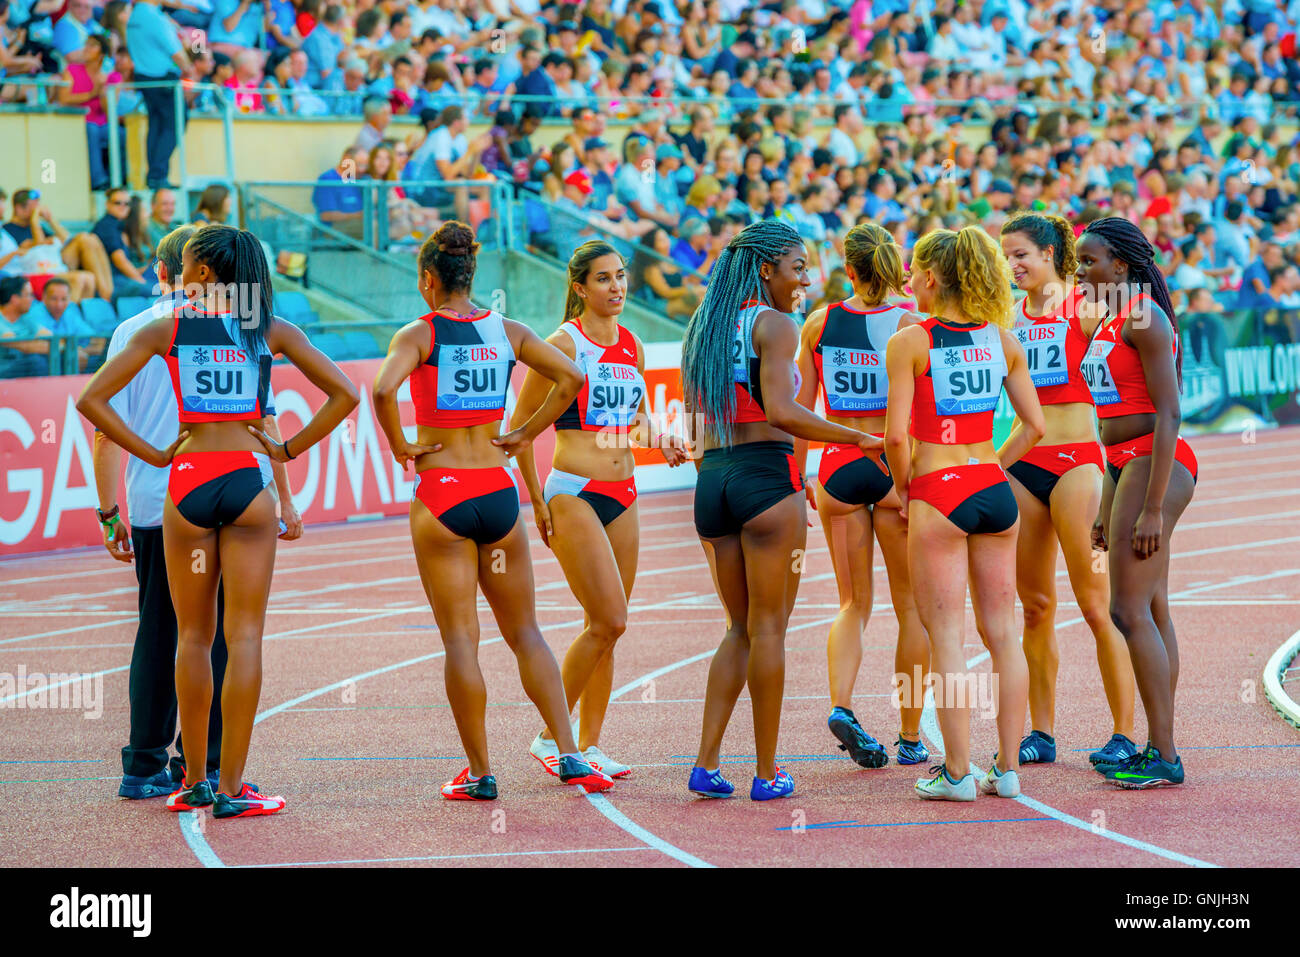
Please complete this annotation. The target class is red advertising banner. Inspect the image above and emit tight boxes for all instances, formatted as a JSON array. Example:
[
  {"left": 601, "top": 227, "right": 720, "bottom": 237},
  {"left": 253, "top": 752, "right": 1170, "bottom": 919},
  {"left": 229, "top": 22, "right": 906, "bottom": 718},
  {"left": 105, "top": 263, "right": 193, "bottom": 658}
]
[{"left": 1, "top": 349, "right": 697, "bottom": 558}]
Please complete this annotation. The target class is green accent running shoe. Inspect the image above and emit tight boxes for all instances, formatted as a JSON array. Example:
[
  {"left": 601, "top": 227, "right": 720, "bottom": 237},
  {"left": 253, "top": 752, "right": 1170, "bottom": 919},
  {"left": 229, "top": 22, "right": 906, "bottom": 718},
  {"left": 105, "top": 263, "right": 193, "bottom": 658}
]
[{"left": 1104, "top": 745, "right": 1184, "bottom": 789}]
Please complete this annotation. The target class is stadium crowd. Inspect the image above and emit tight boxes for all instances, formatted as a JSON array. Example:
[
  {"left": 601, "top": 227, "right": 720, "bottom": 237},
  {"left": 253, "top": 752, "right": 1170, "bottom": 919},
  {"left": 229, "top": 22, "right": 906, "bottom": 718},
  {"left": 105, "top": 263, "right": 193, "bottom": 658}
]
[{"left": 6, "top": 1, "right": 1300, "bottom": 374}]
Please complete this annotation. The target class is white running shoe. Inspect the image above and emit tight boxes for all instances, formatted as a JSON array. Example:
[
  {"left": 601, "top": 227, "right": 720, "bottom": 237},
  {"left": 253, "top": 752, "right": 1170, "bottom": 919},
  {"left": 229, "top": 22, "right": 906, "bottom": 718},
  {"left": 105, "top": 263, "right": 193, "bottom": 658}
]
[
  {"left": 978, "top": 763, "right": 1021, "bottom": 798},
  {"left": 583, "top": 745, "right": 631, "bottom": 778},
  {"left": 529, "top": 731, "right": 561, "bottom": 777},
  {"left": 915, "top": 765, "right": 977, "bottom": 801}
]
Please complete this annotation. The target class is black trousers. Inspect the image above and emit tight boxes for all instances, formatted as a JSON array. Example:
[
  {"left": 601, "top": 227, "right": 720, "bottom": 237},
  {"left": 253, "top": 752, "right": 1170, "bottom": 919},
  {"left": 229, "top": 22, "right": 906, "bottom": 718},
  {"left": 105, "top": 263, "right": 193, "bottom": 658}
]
[
  {"left": 121, "top": 526, "right": 227, "bottom": 779},
  {"left": 135, "top": 75, "right": 184, "bottom": 186}
]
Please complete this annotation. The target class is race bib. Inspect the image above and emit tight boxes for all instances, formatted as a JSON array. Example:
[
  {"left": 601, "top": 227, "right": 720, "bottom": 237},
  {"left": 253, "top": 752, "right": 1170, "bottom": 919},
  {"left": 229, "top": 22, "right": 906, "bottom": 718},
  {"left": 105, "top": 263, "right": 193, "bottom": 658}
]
[
  {"left": 586, "top": 361, "right": 645, "bottom": 428},
  {"left": 823, "top": 346, "right": 888, "bottom": 412},
  {"left": 733, "top": 310, "right": 758, "bottom": 383},
  {"left": 1081, "top": 339, "right": 1121, "bottom": 406},
  {"left": 178, "top": 344, "right": 258, "bottom": 415},
  {"left": 1015, "top": 321, "right": 1069, "bottom": 388},
  {"left": 436, "top": 343, "right": 511, "bottom": 410},
  {"left": 929, "top": 339, "right": 1005, "bottom": 415}
]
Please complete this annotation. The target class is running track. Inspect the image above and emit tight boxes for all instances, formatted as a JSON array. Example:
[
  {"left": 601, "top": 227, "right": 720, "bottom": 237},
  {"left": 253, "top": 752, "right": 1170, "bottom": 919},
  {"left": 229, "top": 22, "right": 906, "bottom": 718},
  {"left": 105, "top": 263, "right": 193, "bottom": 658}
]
[{"left": 1, "top": 428, "right": 1298, "bottom": 868}]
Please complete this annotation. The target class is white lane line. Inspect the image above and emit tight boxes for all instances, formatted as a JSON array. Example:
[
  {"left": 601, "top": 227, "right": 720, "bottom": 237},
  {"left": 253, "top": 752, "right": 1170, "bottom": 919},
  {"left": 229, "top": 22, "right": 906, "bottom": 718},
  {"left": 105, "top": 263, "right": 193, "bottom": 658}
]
[
  {"left": 0, "top": 618, "right": 137, "bottom": 647},
  {"left": 179, "top": 811, "right": 225, "bottom": 868},
  {"left": 1011, "top": 795, "right": 1217, "bottom": 868},
  {"left": 581, "top": 792, "right": 713, "bottom": 868}
]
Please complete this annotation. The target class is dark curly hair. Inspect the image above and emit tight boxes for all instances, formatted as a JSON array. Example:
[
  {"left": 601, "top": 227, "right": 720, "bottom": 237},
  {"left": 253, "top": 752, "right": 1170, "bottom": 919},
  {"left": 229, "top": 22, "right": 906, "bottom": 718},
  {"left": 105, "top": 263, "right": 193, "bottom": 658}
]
[{"left": 419, "top": 221, "right": 480, "bottom": 294}]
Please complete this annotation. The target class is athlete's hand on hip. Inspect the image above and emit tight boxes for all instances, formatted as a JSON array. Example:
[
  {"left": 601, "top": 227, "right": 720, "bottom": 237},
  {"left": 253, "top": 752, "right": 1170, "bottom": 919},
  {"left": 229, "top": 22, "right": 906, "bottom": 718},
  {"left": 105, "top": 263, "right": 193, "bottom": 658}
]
[
  {"left": 279, "top": 499, "right": 304, "bottom": 541},
  {"left": 148, "top": 431, "right": 190, "bottom": 467},
  {"left": 1091, "top": 515, "right": 1108, "bottom": 552},
  {"left": 247, "top": 425, "right": 294, "bottom": 462},
  {"left": 532, "top": 498, "right": 553, "bottom": 547},
  {"left": 897, "top": 487, "right": 909, "bottom": 523},
  {"left": 491, "top": 427, "right": 531, "bottom": 458},
  {"left": 103, "top": 518, "right": 133, "bottom": 563},
  {"left": 1131, "top": 506, "right": 1162, "bottom": 559},
  {"left": 805, "top": 480, "right": 817, "bottom": 515},
  {"left": 391, "top": 440, "right": 442, "bottom": 470}
]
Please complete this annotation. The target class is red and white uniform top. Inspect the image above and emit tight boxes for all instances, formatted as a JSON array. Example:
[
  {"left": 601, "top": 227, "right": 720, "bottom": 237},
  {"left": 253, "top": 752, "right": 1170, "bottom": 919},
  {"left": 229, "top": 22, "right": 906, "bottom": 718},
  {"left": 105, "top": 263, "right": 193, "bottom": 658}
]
[
  {"left": 409, "top": 309, "right": 516, "bottom": 428},
  {"left": 1012, "top": 286, "right": 1093, "bottom": 406},
  {"left": 732, "top": 299, "right": 802, "bottom": 424},
  {"left": 811, "top": 300, "right": 910, "bottom": 416},
  {"left": 554, "top": 319, "right": 646, "bottom": 434},
  {"left": 1081, "top": 293, "right": 1177, "bottom": 419},
  {"left": 909, "top": 316, "right": 1008, "bottom": 445}
]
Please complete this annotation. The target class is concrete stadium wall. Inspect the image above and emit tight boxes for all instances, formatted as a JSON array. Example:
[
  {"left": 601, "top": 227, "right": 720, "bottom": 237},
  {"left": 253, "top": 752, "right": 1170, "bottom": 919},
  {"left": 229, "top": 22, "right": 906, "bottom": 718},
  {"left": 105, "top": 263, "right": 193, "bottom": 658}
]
[{"left": 0, "top": 113, "right": 94, "bottom": 221}]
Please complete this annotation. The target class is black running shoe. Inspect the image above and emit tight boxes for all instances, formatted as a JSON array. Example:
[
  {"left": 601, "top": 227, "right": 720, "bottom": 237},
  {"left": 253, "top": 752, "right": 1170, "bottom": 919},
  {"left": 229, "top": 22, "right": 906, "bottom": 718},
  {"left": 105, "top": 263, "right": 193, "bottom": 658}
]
[
  {"left": 165, "top": 779, "right": 214, "bottom": 811},
  {"left": 441, "top": 768, "right": 499, "bottom": 801},
  {"left": 557, "top": 755, "right": 613, "bottom": 792},
  {"left": 829, "top": 710, "right": 888, "bottom": 768},
  {"left": 212, "top": 783, "right": 286, "bottom": 819}
]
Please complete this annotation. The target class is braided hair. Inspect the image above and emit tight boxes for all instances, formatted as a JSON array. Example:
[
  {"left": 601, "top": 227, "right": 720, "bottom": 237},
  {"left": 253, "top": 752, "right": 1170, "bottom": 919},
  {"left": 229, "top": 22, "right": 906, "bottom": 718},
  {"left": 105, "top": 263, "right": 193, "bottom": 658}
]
[
  {"left": 681, "top": 218, "right": 804, "bottom": 448},
  {"left": 1081, "top": 216, "right": 1181, "bottom": 379},
  {"left": 184, "top": 223, "right": 275, "bottom": 357}
]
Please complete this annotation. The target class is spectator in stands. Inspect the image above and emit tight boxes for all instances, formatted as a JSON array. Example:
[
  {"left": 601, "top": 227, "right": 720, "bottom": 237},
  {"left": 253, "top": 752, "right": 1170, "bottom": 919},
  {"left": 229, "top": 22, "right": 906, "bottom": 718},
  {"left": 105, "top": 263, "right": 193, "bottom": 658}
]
[
  {"left": 329, "top": 58, "right": 369, "bottom": 115},
  {"left": 313, "top": 145, "right": 367, "bottom": 239},
  {"left": 193, "top": 184, "right": 232, "bottom": 225},
  {"left": 355, "top": 96, "right": 393, "bottom": 152},
  {"left": 226, "top": 49, "right": 266, "bottom": 112},
  {"left": 126, "top": 0, "right": 192, "bottom": 189},
  {"left": 93, "top": 187, "right": 155, "bottom": 299},
  {"left": 827, "top": 104, "right": 863, "bottom": 167},
  {"left": 1237, "top": 242, "right": 1285, "bottom": 310},
  {"left": 30, "top": 277, "right": 99, "bottom": 370},
  {"left": 640, "top": 226, "right": 703, "bottom": 319},
  {"left": 1217, "top": 200, "right": 1257, "bottom": 272},
  {"left": 52, "top": 0, "right": 104, "bottom": 64},
  {"left": 2, "top": 190, "right": 110, "bottom": 300},
  {"left": 669, "top": 217, "right": 715, "bottom": 275},
  {"left": 304, "top": 3, "right": 347, "bottom": 88},
  {"left": 0, "top": 277, "right": 47, "bottom": 378},
  {"left": 653, "top": 143, "right": 686, "bottom": 220},
  {"left": 405, "top": 105, "right": 491, "bottom": 218},
  {"left": 615, "top": 137, "right": 676, "bottom": 229},
  {"left": 208, "top": 0, "right": 266, "bottom": 63},
  {"left": 266, "top": 0, "right": 302, "bottom": 50},
  {"left": 368, "top": 141, "right": 440, "bottom": 243},
  {"left": 57, "top": 34, "right": 125, "bottom": 193}
]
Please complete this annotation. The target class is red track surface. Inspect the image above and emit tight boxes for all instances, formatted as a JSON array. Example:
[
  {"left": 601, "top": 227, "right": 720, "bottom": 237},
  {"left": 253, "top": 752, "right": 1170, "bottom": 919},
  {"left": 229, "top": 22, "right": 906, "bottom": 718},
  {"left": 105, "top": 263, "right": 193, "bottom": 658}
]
[{"left": 2, "top": 428, "right": 1298, "bottom": 868}]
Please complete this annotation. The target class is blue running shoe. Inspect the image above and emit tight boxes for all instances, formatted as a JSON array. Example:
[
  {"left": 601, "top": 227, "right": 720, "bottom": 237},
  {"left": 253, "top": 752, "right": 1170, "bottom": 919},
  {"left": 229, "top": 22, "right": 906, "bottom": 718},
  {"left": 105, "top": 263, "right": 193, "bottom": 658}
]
[
  {"left": 1089, "top": 734, "right": 1139, "bottom": 772},
  {"left": 1017, "top": 730, "right": 1056, "bottom": 764},
  {"left": 895, "top": 736, "right": 929, "bottom": 765},
  {"left": 750, "top": 768, "right": 795, "bottom": 801},
  {"left": 119, "top": 769, "right": 176, "bottom": 800},
  {"left": 828, "top": 709, "right": 888, "bottom": 769},
  {"left": 688, "top": 765, "right": 735, "bottom": 798}
]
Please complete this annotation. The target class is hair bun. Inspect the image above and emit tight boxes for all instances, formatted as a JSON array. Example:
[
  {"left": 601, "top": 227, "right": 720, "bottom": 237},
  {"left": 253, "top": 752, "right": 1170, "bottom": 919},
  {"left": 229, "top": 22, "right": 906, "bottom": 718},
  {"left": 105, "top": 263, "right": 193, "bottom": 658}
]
[{"left": 438, "top": 241, "right": 472, "bottom": 256}]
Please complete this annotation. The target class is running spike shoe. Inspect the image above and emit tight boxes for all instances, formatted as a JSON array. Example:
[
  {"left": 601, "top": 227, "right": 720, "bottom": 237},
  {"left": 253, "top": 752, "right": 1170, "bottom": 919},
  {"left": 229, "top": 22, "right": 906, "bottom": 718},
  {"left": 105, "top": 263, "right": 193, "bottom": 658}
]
[
  {"left": 583, "top": 745, "right": 631, "bottom": 778},
  {"left": 750, "top": 768, "right": 795, "bottom": 801},
  {"left": 1104, "top": 746, "right": 1184, "bottom": 789},
  {"left": 828, "top": 709, "right": 889, "bottom": 768},
  {"left": 915, "top": 764, "right": 977, "bottom": 801},
  {"left": 166, "top": 779, "right": 214, "bottom": 811},
  {"left": 557, "top": 754, "right": 613, "bottom": 793},
  {"left": 212, "top": 783, "right": 287, "bottom": 818},
  {"left": 441, "top": 768, "right": 499, "bottom": 801},
  {"left": 977, "top": 762, "right": 1022, "bottom": 798},
  {"left": 1089, "top": 734, "right": 1140, "bottom": 772},
  {"left": 895, "top": 736, "right": 930, "bottom": 765},
  {"left": 529, "top": 731, "right": 561, "bottom": 777},
  {"left": 687, "top": 765, "right": 735, "bottom": 798}
]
